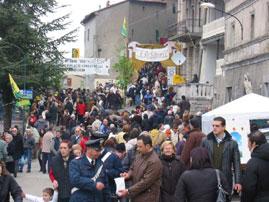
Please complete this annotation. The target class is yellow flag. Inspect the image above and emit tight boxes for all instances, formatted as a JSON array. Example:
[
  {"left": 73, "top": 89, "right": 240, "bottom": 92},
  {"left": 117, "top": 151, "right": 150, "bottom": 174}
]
[{"left": 9, "top": 73, "right": 22, "bottom": 99}]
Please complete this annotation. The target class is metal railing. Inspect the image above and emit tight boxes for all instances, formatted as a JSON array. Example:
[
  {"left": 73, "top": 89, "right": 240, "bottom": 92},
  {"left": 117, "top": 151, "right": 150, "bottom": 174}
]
[
  {"left": 167, "top": 18, "right": 203, "bottom": 39},
  {"left": 177, "top": 18, "right": 203, "bottom": 36}
]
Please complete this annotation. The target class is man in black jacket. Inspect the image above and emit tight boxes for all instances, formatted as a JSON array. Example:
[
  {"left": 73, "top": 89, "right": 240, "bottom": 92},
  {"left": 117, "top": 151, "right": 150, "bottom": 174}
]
[
  {"left": 241, "top": 131, "right": 269, "bottom": 202},
  {"left": 10, "top": 127, "right": 23, "bottom": 178},
  {"left": 50, "top": 140, "right": 74, "bottom": 202},
  {"left": 202, "top": 117, "right": 241, "bottom": 195}
]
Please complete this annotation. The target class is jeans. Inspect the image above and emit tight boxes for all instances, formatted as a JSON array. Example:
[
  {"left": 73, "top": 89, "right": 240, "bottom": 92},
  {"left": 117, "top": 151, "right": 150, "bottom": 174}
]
[
  {"left": 42, "top": 152, "right": 52, "bottom": 173},
  {"left": 18, "top": 148, "right": 33, "bottom": 172}
]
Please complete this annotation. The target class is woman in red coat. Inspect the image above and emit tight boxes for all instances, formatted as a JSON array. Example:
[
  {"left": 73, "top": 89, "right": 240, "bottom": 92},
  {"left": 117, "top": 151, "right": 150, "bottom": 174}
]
[{"left": 76, "top": 100, "right": 86, "bottom": 124}]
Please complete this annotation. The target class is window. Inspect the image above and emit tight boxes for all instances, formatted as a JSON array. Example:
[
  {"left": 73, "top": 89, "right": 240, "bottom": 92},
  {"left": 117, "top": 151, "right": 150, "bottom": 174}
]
[
  {"left": 87, "top": 29, "right": 90, "bottom": 41},
  {"left": 226, "top": 87, "right": 232, "bottom": 102},
  {"left": 250, "top": 13, "right": 255, "bottom": 39},
  {"left": 172, "top": 3, "right": 176, "bottom": 14},
  {"left": 155, "top": 30, "right": 160, "bottom": 42}
]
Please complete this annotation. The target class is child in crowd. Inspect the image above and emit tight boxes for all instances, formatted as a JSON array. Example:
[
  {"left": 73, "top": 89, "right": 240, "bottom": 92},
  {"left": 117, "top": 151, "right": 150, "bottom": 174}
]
[
  {"left": 23, "top": 187, "right": 58, "bottom": 202},
  {"left": 72, "top": 144, "right": 82, "bottom": 157}
]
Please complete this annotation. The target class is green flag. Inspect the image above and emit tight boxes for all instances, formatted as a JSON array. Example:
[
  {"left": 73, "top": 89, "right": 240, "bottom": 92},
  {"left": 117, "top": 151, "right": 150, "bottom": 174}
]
[{"left": 121, "top": 17, "right": 128, "bottom": 38}]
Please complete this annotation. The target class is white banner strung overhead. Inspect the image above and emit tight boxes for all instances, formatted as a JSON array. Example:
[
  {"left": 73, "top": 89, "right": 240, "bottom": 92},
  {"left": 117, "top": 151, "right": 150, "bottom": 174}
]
[
  {"left": 63, "top": 58, "right": 110, "bottom": 76},
  {"left": 135, "top": 46, "right": 169, "bottom": 62}
]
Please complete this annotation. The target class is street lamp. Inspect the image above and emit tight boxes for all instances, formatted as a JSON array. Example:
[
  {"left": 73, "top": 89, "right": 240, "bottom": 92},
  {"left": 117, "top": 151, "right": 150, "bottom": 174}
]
[{"left": 200, "top": 1, "right": 244, "bottom": 40}]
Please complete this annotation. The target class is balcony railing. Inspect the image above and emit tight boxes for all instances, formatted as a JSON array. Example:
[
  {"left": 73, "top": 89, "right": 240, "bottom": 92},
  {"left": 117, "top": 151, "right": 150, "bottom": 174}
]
[
  {"left": 168, "top": 18, "right": 203, "bottom": 41},
  {"left": 175, "top": 83, "right": 213, "bottom": 99},
  {"left": 202, "top": 17, "right": 225, "bottom": 41}
]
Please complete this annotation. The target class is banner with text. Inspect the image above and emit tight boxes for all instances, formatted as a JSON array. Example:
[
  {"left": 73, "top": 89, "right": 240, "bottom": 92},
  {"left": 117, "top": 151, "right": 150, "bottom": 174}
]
[
  {"left": 135, "top": 46, "right": 169, "bottom": 62},
  {"left": 63, "top": 58, "right": 110, "bottom": 76}
]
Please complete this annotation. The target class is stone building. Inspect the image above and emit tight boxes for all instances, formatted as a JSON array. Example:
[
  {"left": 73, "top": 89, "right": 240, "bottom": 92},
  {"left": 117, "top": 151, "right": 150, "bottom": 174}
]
[
  {"left": 213, "top": 0, "right": 269, "bottom": 107},
  {"left": 81, "top": 0, "right": 177, "bottom": 89}
]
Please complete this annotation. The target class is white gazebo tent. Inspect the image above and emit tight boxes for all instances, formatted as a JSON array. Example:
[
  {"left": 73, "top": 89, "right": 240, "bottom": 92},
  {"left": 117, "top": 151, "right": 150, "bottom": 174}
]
[{"left": 202, "top": 93, "right": 269, "bottom": 163}]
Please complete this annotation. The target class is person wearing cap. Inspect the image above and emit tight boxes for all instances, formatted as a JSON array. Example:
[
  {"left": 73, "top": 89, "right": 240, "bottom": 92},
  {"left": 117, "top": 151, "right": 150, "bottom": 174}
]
[{"left": 69, "top": 138, "right": 109, "bottom": 202}]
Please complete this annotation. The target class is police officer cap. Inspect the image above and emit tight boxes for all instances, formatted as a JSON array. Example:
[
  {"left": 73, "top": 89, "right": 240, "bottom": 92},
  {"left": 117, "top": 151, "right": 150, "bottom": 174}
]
[
  {"left": 86, "top": 138, "right": 103, "bottom": 149},
  {"left": 91, "top": 131, "right": 109, "bottom": 140}
]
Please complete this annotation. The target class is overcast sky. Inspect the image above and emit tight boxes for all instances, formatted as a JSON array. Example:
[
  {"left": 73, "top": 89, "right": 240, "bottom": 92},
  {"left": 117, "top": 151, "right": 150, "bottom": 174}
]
[{"left": 55, "top": 0, "right": 123, "bottom": 58}]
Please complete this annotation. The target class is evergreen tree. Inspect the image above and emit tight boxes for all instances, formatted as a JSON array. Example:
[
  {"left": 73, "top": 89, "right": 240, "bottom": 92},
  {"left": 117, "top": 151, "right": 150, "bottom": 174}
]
[{"left": 0, "top": 0, "right": 77, "bottom": 130}]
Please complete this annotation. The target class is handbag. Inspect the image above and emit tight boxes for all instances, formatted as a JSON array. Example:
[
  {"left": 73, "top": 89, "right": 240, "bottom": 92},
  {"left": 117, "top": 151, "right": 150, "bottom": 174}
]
[{"left": 215, "top": 169, "right": 229, "bottom": 202}]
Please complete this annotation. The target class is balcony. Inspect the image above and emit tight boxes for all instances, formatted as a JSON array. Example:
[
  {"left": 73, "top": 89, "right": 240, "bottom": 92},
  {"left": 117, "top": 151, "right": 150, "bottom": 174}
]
[
  {"left": 202, "top": 17, "right": 225, "bottom": 43},
  {"left": 175, "top": 83, "right": 213, "bottom": 99},
  {"left": 168, "top": 18, "right": 202, "bottom": 42},
  {"left": 174, "top": 83, "right": 213, "bottom": 112}
]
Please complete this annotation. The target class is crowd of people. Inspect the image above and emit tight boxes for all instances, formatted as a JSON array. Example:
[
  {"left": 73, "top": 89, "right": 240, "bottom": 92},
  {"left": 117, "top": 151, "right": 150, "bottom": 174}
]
[{"left": 0, "top": 63, "right": 268, "bottom": 202}]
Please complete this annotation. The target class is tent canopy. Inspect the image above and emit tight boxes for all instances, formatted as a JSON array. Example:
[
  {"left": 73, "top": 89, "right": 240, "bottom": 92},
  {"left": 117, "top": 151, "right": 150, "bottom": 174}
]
[
  {"left": 202, "top": 93, "right": 269, "bottom": 134},
  {"left": 203, "top": 93, "right": 269, "bottom": 117}
]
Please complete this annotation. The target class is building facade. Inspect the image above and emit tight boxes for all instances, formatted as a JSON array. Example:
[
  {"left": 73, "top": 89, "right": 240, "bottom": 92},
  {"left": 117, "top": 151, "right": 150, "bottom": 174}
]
[
  {"left": 81, "top": 0, "right": 177, "bottom": 89},
  {"left": 213, "top": 0, "right": 269, "bottom": 107}
]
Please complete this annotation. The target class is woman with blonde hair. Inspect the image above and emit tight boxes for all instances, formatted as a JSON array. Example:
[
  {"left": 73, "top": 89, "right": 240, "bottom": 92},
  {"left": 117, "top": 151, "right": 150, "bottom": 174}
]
[{"left": 160, "top": 141, "right": 185, "bottom": 202}]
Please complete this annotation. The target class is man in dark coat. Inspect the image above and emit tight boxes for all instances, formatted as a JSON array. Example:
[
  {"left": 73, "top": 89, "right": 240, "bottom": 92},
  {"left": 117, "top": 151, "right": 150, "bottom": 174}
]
[
  {"left": 181, "top": 117, "right": 205, "bottom": 168},
  {"left": 10, "top": 127, "right": 23, "bottom": 178},
  {"left": 50, "top": 140, "right": 74, "bottom": 202},
  {"left": 69, "top": 138, "right": 109, "bottom": 202},
  {"left": 178, "top": 95, "right": 190, "bottom": 117},
  {"left": 64, "top": 98, "right": 73, "bottom": 115},
  {"left": 202, "top": 116, "right": 241, "bottom": 195},
  {"left": 241, "top": 131, "right": 269, "bottom": 202}
]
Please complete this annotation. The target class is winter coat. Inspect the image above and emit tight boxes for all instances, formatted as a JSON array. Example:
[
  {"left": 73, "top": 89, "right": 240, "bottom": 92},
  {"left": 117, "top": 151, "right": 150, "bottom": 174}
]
[
  {"left": 12, "top": 135, "right": 24, "bottom": 160},
  {"left": 163, "top": 115, "right": 174, "bottom": 127},
  {"left": 0, "top": 175, "right": 22, "bottom": 202},
  {"left": 23, "top": 136, "right": 35, "bottom": 149},
  {"left": 175, "top": 168, "right": 230, "bottom": 202},
  {"left": 76, "top": 103, "right": 86, "bottom": 116},
  {"left": 201, "top": 131, "right": 241, "bottom": 192},
  {"left": 69, "top": 155, "right": 109, "bottom": 202},
  {"left": 180, "top": 129, "right": 206, "bottom": 168},
  {"left": 48, "top": 104, "right": 58, "bottom": 122},
  {"left": 100, "top": 149, "right": 124, "bottom": 197},
  {"left": 128, "top": 150, "right": 162, "bottom": 202},
  {"left": 122, "top": 146, "right": 137, "bottom": 171},
  {"left": 64, "top": 102, "right": 73, "bottom": 115},
  {"left": 51, "top": 154, "right": 74, "bottom": 199},
  {"left": 178, "top": 100, "right": 190, "bottom": 116},
  {"left": 141, "top": 118, "right": 151, "bottom": 131},
  {"left": 241, "top": 143, "right": 269, "bottom": 202},
  {"left": 160, "top": 155, "right": 185, "bottom": 202}
]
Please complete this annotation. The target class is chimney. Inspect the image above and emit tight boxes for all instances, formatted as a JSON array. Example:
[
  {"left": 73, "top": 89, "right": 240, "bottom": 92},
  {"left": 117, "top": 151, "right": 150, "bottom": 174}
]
[{"left": 106, "top": 1, "right": 110, "bottom": 7}]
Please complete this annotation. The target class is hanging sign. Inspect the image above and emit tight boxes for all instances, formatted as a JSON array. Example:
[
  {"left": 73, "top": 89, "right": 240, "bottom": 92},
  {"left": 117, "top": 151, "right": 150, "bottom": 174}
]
[
  {"left": 135, "top": 46, "right": 169, "bottom": 62},
  {"left": 63, "top": 58, "right": 110, "bottom": 76}
]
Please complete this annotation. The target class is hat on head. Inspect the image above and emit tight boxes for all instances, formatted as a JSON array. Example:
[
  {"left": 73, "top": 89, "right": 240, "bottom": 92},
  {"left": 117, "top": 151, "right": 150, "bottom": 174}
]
[
  {"left": 86, "top": 138, "right": 103, "bottom": 150},
  {"left": 91, "top": 131, "right": 109, "bottom": 141}
]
